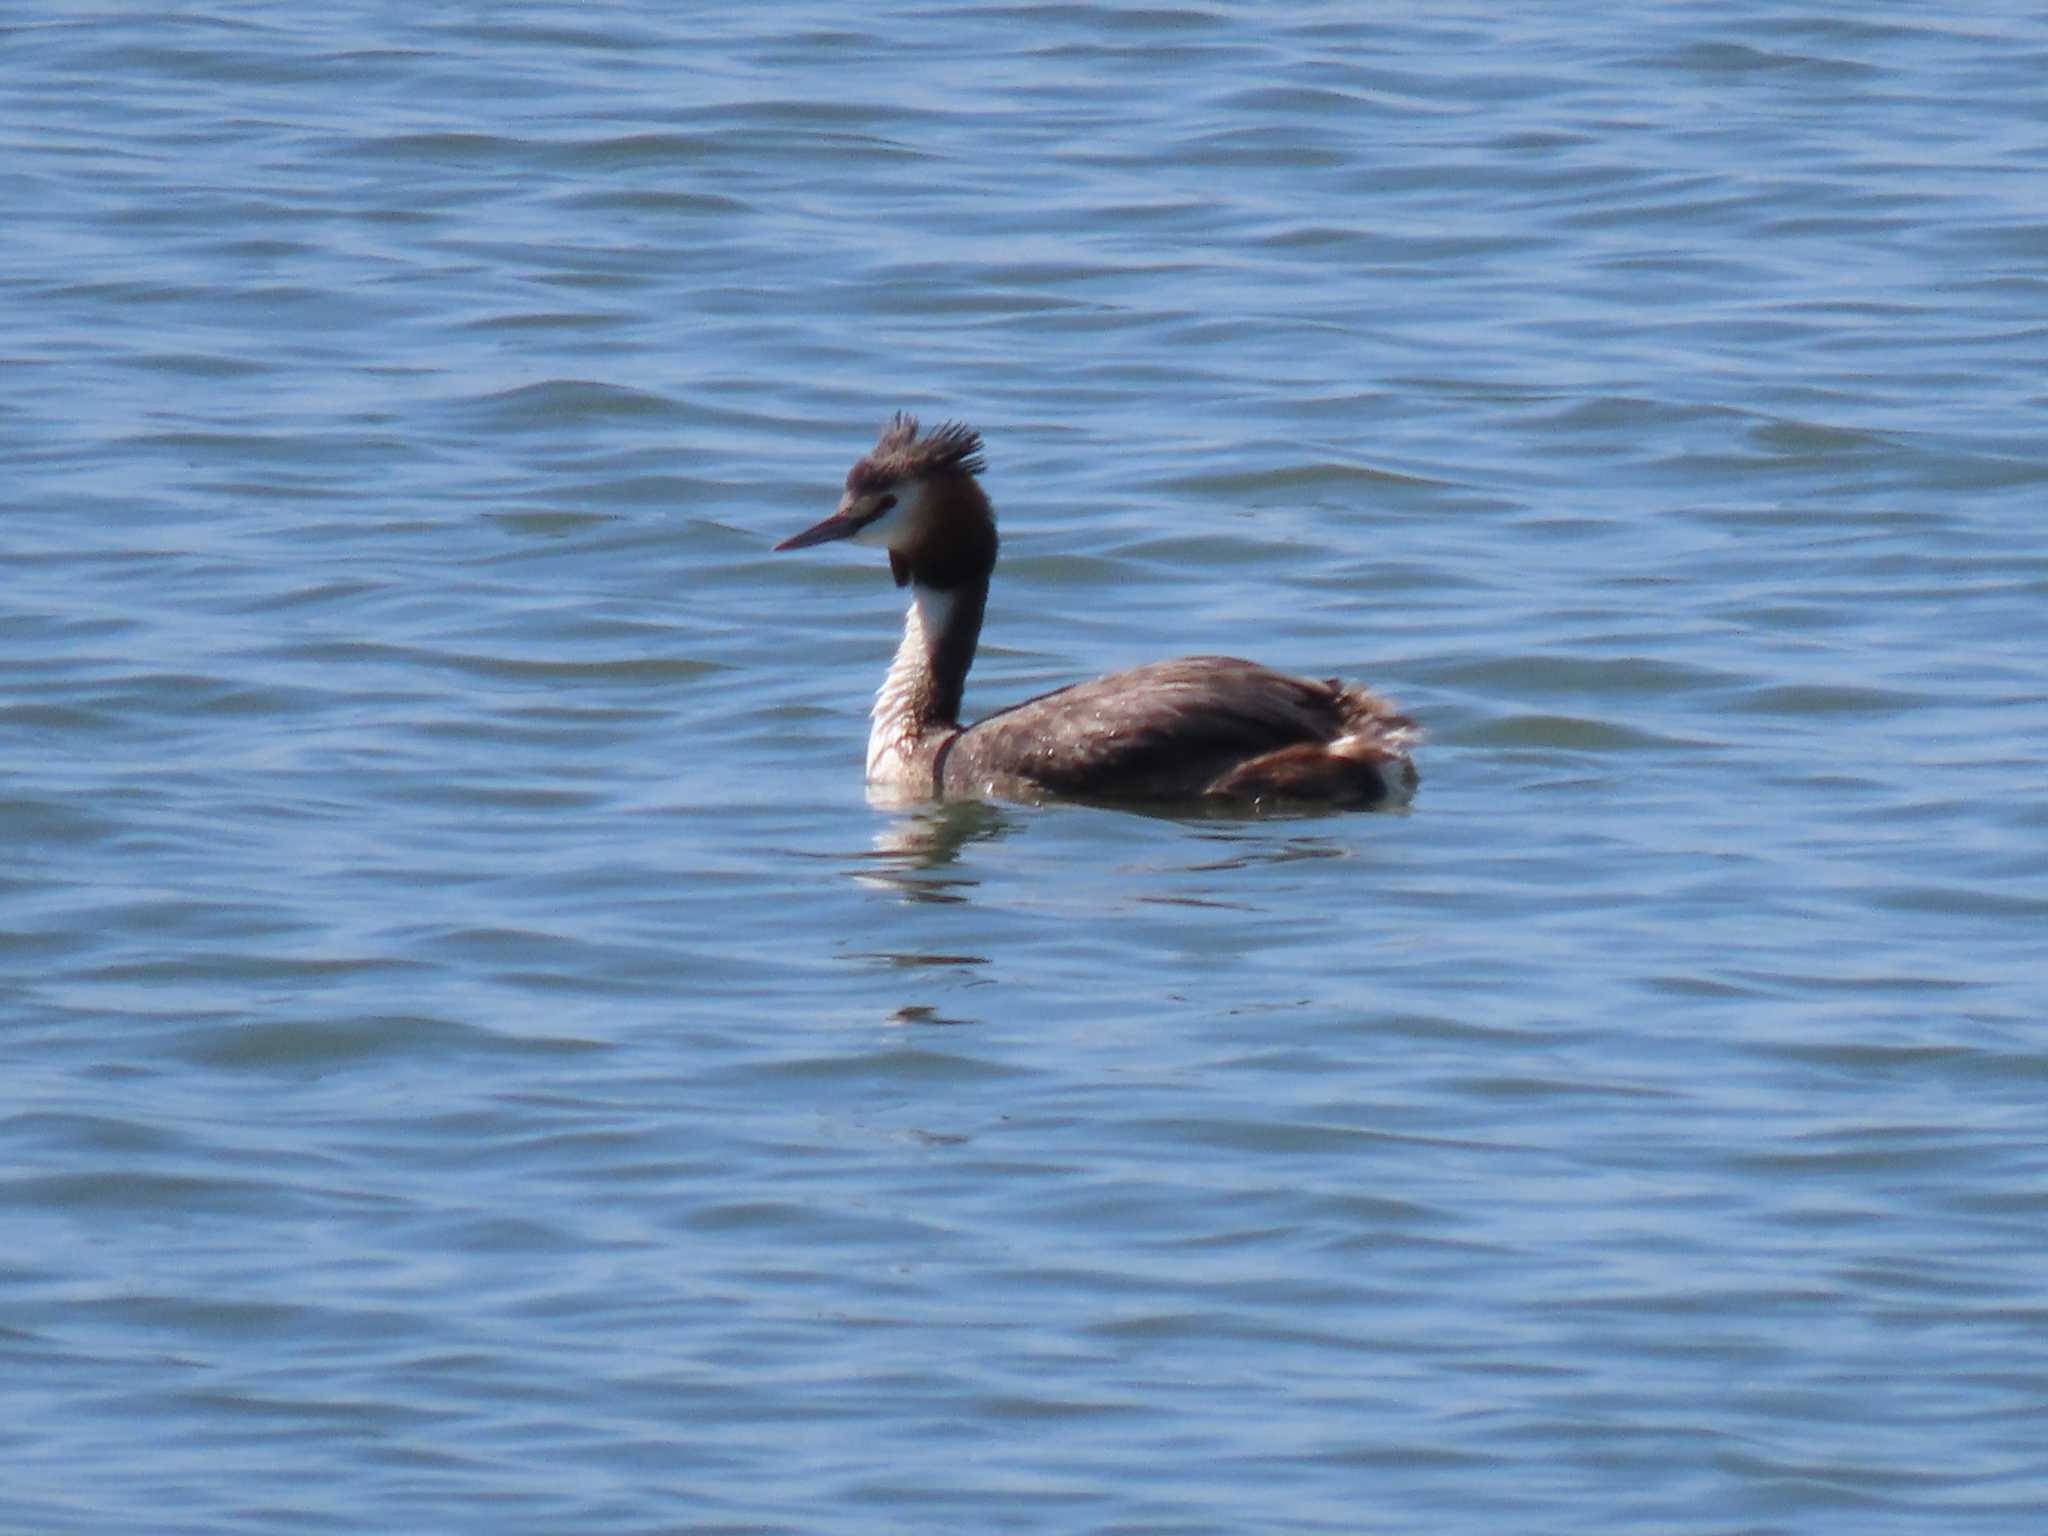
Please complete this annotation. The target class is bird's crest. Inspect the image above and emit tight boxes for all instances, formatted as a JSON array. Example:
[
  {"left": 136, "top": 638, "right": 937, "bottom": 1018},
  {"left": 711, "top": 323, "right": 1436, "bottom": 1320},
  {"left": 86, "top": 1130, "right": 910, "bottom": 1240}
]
[{"left": 847, "top": 413, "right": 985, "bottom": 494}]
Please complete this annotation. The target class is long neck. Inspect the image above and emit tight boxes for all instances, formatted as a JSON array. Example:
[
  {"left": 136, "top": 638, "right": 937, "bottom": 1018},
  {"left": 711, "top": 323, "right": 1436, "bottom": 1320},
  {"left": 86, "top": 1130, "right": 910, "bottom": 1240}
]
[
  {"left": 865, "top": 470, "right": 998, "bottom": 786},
  {"left": 868, "top": 579, "right": 987, "bottom": 780}
]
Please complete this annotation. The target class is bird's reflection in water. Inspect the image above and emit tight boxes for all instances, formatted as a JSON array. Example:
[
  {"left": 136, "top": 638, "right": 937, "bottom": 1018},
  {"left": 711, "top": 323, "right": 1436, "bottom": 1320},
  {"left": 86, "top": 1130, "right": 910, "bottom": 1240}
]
[
  {"left": 888, "top": 1003, "right": 973, "bottom": 1029},
  {"left": 853, "top": 797, "right": 1013, "bottom": 904},
  {"left": 850, "top": 791, "right": 1370, "bottom": 902}
]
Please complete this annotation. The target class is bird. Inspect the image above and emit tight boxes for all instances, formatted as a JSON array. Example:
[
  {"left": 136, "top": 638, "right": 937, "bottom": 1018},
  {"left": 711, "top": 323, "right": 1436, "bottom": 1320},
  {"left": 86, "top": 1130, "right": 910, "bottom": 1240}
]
[{"left": 774, "top": 414, "right": 1417, "bottom": 809}]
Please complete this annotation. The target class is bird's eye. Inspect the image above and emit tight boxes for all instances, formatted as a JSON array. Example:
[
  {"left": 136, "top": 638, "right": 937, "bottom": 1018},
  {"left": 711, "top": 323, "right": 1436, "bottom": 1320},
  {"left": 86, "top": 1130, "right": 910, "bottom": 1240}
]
[{"left": 876, "top": 495, "right": 897, "bottom": 512}]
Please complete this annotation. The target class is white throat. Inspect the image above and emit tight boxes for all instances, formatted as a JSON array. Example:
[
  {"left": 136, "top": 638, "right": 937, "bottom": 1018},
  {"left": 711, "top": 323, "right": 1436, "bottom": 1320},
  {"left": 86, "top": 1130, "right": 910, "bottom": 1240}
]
[{"left": 866, "top": 583, "right": 960, "bottom": 785}]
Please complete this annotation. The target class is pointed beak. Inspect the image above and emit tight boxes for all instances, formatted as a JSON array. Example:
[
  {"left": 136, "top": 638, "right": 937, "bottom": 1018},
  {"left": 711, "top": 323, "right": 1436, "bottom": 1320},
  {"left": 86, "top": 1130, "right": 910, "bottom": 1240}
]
[{"left": 774, "top": 495, "right": 865, "bottom": 552}]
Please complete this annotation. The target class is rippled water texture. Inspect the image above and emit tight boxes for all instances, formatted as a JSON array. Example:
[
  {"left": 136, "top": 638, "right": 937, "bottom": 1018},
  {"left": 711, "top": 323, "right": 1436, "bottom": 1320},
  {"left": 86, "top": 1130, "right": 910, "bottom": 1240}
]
[{"left": 6, "top": 6, "right": 2047, "bottom": 1533}]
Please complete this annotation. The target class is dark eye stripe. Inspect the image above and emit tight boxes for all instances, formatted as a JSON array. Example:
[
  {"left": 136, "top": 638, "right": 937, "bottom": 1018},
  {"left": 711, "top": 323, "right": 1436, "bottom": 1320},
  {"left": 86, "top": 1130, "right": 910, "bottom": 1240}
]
[{"left": 847, "top": 492, "right": 897, "bottom": 532}]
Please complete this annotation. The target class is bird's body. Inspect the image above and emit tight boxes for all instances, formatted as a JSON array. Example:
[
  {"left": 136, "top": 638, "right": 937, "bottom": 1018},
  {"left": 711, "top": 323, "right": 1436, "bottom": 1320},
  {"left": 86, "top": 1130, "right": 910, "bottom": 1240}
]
[{"left": 776, "top": 416, "right": 1417, "bottom": 810}]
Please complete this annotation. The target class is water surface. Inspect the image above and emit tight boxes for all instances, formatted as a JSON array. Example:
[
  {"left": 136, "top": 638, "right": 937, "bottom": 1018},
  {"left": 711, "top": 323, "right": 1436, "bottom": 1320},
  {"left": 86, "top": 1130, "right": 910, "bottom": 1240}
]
[{"left": 5, "top": 5, "right": 2047, "bottom": 1533}]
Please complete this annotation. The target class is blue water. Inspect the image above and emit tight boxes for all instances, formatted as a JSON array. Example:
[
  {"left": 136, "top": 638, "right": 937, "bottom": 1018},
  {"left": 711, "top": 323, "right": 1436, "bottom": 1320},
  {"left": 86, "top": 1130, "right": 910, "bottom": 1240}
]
[{"left": 6, "top": 5, "right": 2047, "bottom": 1532}]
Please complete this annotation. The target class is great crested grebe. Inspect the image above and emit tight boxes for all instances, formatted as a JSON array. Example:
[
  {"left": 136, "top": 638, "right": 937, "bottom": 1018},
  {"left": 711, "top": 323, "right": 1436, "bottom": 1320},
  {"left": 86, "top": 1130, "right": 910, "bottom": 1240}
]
[{"left": 775, "top": 415, "right": 1418, "bottom": 809}]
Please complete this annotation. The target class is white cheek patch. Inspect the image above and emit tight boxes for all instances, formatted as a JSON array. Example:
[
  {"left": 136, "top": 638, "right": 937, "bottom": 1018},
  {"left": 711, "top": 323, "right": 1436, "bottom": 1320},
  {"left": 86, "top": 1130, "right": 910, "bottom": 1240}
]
[{"left": 849, "top": 484, "right": 919, "bottom": 549}]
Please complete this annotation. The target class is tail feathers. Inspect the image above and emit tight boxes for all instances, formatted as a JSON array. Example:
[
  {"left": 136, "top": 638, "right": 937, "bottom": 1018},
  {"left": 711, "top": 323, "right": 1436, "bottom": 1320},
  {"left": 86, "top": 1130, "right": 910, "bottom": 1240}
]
[
  {"left": 1332, "top": 682, "right": 1419, "bottom": 743},
  {"left": 1205, "top": 731, "right": 1416, "bottom": 808},
  {"left": 1203, "top": 682, "right": 1418, "bottom": 807}
]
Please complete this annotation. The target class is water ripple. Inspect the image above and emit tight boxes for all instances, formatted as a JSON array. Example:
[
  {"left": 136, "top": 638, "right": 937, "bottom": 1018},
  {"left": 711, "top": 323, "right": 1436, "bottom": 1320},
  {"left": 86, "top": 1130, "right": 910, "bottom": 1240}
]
[{"left": 7, "top": 5, "right": 2048, "bottom": 1534}]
